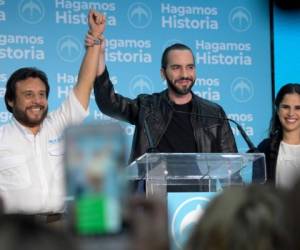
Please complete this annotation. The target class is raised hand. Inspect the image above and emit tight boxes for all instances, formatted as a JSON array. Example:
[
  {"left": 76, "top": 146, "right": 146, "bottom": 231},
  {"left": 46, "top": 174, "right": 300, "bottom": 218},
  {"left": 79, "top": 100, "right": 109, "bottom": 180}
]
[{"left": 88, "top": 10, "right": 106, "bottom": 37}]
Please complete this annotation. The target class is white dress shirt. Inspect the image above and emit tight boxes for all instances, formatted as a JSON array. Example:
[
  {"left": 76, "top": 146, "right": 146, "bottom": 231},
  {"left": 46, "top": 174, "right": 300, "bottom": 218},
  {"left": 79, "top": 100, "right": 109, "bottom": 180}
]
[
  {"left": 0, "top": 90, "right": 89, "bottom": 214},
  {"left": 276, "top": 141, "right": 300, "bottom": 189}
]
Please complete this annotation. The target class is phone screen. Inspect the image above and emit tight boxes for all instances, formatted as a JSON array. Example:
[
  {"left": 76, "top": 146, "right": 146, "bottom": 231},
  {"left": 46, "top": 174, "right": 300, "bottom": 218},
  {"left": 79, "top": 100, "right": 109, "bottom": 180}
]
[{"left": 64, "top": 123, "right": 126, "bottom": 235}]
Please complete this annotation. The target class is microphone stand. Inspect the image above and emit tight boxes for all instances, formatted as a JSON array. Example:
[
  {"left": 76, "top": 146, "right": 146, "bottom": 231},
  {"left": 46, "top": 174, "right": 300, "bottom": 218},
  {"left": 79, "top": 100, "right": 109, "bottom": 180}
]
[
  {"left": 175, "top": 110, "right": 259, "bottom": 153},
  {"left": 226, "top": 118, "right": 259, "bottom": 153},
  {"left": 143, "top": 119, "right": 159, "bottom": 153}
]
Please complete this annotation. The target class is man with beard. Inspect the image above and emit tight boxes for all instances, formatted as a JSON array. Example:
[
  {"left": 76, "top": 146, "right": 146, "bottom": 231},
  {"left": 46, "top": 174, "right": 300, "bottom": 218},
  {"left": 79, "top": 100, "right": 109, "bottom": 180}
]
[
  {"left": 93, "top": 42, "right": 237, "bottom": 164},
  {"left": 0, "top": 10, "right": 105, "bottom": 218}
]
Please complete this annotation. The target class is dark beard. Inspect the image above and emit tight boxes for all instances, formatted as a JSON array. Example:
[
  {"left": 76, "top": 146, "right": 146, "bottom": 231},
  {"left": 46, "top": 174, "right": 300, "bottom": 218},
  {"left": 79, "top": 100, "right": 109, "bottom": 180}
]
[
  {"left": 13, "top": 106, "right": 48, "bottom": 128},
  {"left": 166, "top": 76, "right": 195, "bottom": 96}
]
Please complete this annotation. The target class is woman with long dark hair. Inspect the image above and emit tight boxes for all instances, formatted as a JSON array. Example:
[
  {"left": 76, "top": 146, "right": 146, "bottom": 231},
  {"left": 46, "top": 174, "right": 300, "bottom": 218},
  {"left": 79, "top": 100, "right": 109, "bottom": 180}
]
[{"left": 258, "top": 83, "right": 300, "bottom": 188}]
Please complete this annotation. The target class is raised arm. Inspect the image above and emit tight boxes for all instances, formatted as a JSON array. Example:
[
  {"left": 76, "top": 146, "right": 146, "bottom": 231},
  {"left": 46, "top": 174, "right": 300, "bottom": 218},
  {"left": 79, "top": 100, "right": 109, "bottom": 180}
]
[
  {"left": 89, "top": 12, "right": 140, "bottom": 124},
  {"left": 73, "top": 10, "right": 106, "bottom": 110}
]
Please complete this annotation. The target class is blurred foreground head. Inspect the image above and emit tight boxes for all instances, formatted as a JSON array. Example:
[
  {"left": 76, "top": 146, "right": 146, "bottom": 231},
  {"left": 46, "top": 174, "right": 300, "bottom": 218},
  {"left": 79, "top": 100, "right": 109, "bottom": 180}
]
[
  {"left": 0, "top": 214, "right": 76, "bottom": 250},
  {"left": 127, "top": 196, "right": 169, "bottom": 250},
  {"left": 185, "top": 185, "right": 291, "bottom": 250},
  {"left": 285, "top": 178, "right": 300, "bottom": 250}
]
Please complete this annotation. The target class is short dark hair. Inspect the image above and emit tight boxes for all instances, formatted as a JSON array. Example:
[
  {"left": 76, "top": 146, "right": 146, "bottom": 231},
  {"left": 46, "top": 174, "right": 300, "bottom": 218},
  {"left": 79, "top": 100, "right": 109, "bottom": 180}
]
[
  {"left": 4, "top": 67, "right": 50, "bottom": 113},
  {"left": 161, "top": 43, "right": 195, "bottom": 69}
]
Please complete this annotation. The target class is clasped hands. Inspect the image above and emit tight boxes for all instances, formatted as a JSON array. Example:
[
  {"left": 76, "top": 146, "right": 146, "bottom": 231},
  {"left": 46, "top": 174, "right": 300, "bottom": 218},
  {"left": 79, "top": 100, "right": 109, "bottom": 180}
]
[{"left": 85, "top": 10, "right": 106, "bottom": 48}]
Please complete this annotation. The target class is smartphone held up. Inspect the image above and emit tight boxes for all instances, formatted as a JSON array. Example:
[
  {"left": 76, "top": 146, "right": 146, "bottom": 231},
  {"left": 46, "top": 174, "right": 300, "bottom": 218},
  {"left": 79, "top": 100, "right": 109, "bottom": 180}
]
[{"left": 64, "top": 122, "right": 127, "bottom": 236}]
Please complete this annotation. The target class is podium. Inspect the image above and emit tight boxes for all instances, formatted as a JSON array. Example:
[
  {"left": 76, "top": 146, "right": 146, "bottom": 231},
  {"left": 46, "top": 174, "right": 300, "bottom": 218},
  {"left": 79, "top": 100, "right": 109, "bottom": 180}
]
[
  {"left": 127, "top": 153, "right": 266, "bottom": 250},
  {"left": 126, "top": 153, "right": 266, "bottom": 198}
]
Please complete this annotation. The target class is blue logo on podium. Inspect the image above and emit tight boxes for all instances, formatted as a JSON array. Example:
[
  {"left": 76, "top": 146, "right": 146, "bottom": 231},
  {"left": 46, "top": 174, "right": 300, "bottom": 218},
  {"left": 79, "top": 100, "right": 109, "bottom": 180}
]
[{"left": 168, "top": 192, "right": 216, "bottom": 250}]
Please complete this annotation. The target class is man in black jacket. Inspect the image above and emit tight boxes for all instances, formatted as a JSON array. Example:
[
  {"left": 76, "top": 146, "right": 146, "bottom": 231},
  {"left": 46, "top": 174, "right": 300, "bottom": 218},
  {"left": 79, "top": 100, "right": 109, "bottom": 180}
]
[{"left": 90, "top": 27, "right": 237, "bottom": 163}]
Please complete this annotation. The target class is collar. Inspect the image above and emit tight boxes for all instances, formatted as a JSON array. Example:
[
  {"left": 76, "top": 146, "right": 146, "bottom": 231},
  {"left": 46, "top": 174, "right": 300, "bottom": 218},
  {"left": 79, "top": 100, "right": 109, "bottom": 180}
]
[{"left": 12, "top": 117, "right": 43, "bottom": 138}]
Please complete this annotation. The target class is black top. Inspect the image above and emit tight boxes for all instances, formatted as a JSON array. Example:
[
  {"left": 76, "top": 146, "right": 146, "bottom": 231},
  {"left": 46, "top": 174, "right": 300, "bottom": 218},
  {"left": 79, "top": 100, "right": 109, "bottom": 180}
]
[
  {"left": 157, "top": 101, "right": 197, "bottom": 153},
  {"left": 256, "top": 137, "right": 280, "bottom": 185}
]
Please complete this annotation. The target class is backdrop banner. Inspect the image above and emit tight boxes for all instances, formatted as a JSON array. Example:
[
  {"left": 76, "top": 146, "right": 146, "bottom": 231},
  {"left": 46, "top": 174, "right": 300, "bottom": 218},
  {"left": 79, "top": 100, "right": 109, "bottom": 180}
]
[{"left": 0, "top": 0, "right": 272, "bottom": 152}]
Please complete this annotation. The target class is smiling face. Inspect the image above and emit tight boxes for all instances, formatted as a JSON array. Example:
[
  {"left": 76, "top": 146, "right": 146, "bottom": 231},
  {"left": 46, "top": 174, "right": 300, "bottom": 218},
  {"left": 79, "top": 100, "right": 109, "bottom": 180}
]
[
  {"left": 8, "top": 77, "right": 48, "bottom": 134},
  {"left": 277, "top": 93, "right": 300, "bottom": 135},
  {"left": 161, "top": 49, "right": 196, "bottom": 102}
]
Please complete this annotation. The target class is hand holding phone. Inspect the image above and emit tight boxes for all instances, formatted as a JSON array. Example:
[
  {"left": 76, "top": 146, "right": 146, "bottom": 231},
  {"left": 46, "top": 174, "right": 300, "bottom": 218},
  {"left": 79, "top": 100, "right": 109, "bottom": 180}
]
[{"left": 64, "top": 122, "right": 127, "bottom": 236}]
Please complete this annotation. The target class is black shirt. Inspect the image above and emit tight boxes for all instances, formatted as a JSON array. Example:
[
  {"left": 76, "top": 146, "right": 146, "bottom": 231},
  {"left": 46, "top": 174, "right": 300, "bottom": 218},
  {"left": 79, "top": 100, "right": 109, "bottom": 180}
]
[{"left": 157, "top": 101, "right": 197, "bottom": 153}]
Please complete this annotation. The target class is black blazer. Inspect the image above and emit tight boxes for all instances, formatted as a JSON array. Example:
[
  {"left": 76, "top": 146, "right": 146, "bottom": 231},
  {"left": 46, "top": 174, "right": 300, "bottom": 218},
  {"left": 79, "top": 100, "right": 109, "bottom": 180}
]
[{"left": 256, "top": 138, "right": 280, "bottom": 185}]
